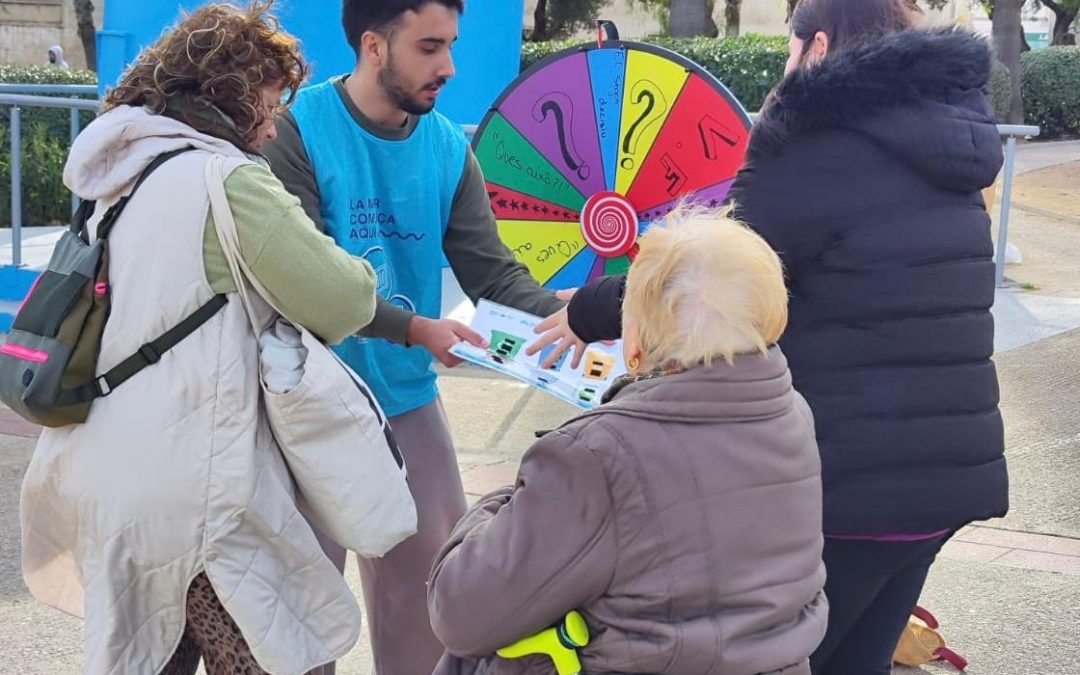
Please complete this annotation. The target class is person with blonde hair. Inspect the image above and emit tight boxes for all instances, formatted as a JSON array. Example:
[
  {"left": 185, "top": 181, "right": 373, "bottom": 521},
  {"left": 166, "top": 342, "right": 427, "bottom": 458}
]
[
  {"left": 426, "top": 206, "right": 827, "bottom": 675},
  {"left": 20, "top": 3, "right": 388, "bottom": 674}
]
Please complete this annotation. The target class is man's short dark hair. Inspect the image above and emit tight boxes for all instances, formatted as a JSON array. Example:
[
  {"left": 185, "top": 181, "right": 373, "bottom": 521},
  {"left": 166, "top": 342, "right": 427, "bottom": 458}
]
[{"left": 343, "top": 0, "right": 465, "bottom": 56}]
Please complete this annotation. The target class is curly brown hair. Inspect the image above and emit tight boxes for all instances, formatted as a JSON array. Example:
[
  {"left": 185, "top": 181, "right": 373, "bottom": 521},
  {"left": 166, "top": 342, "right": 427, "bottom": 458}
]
[{"left": 103, "top": 1, "right": 307, "bottom": 145}]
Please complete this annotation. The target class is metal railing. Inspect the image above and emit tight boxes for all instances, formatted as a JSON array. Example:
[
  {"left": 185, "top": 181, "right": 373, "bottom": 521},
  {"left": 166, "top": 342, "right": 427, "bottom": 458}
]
[
  {"left": 1, "top": 91, "right": 1045, "bottom": 284},
  {"left": 2, "top": 91, "right": 99, "bottom": 267},
  {"left": 995, "top": 124, "right": 1041, "bottom": 286},
  {"left": 0, "top": 84, "right": 98, "bottom": 96}
]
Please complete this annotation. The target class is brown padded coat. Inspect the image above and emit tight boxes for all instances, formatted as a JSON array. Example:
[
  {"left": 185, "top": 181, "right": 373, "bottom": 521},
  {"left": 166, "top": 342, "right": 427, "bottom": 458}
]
[{"left": 428, "top": 348, "right": 828, "bottom": 675}]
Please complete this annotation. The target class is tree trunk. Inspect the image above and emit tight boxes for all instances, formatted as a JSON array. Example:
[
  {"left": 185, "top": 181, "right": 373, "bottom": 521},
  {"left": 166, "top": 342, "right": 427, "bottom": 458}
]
[
  {"left": 529, "top": 0, "right": 548, "bottom": 41},
  {"left": 1042, "top": 0, "right": 1080, "bottom": 45},
  {"left": 670, "top": 0, "right": 715, "bottom": 37},
  {"left": 74, "top": 0, "right": 97, "bottom": 71},
  {"left": 992, "top": 0, "right": 1025, "bottom": 124},
  {"left": 725, "top": 0, "right": 741, "bottom": 37}
]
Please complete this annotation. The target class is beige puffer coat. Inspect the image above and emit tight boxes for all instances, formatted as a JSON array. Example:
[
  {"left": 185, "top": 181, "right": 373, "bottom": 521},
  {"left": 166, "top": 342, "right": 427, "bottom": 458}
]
[{"left": 20, "top": 107, "right": 372, "bottom": 675}]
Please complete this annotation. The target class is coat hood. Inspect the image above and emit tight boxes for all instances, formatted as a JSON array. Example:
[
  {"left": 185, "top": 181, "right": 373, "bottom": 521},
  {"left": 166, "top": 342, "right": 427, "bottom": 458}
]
[
  {"left": 64, "top": 105, "right": 251, "bottom": 200},
  {"left": 750, "top": 27, "right": 1003, "bottom": 193},
  {"left": 47, "top": 45, "right": 69, "bottom": 68}
]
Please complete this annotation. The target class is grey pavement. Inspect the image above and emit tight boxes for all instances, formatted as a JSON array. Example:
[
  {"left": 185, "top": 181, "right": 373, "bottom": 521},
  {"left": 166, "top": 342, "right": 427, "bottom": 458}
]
[
  {"left": 0, "top": 435, "right": 83, "bottom": 675},
  {"left": 1011, "top": 139, "right": 1080, "bottom": 175},
  {"left": 991, "top": 290, "right": 1080, "bottom": 353},
  {"left": 893, "top": 557, "right": 1080, "bottom": 675}
]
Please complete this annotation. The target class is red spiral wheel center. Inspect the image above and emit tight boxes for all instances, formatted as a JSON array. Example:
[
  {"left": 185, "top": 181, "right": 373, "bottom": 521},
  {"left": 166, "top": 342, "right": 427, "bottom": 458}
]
[{"left": 580, "top": 191, "right": 638, "bottom": 259}]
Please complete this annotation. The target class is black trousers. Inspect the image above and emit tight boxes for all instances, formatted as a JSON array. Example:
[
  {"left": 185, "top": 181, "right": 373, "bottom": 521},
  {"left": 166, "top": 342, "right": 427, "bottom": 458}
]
[{"left": 811, "top": 534, "right": 950, "bottom": 675}]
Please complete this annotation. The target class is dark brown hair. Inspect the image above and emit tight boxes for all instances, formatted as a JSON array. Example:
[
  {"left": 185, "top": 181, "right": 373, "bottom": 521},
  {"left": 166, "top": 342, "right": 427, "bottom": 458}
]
[
  {"left": 792, "top": 0, "right": 917, "bottom": 59},
  {"left": 104, "top": 1, "right": 307, "bottom": 144},
  {"left": 342, "top": 0, "right": 464, "bottom": 57}
]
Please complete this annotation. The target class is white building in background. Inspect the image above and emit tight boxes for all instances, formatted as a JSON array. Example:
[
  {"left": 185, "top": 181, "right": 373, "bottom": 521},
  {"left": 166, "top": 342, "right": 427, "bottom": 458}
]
[
  {"left": 0, "top": 0, "right": 104, "bottom": 69},
  {"left": 522, "top": 0, "right": 1056, "bottom": 47}
]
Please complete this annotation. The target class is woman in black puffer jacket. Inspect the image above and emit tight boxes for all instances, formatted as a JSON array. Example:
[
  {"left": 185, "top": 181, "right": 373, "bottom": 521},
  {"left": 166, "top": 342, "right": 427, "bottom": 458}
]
[{"left": 529, "top": 1, "right": 1008, "bottom": 672}]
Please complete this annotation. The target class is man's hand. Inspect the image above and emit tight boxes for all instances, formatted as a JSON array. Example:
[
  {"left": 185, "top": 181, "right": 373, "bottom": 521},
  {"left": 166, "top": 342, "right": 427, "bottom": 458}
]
[
  {"left": 526, "top": 305, "right": 588, "bottom": 370},
  {"left": 407, "top": 316, "right": 488, "bottom": 367}
]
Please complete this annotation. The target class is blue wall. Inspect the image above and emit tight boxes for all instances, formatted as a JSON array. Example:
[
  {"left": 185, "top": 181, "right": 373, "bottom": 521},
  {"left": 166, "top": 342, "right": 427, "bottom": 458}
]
[
  {"left": 440, "top": 0, "right": 521, "bottom": 126},
  {"left": 97, "top": 0, "right": 520, "bottom": 126}
]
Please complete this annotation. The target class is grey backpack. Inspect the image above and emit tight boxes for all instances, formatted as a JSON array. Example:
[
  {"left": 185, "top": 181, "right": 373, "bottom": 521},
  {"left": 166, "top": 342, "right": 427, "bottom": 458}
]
[{"left": 0, "top": 148, "right": 225, "bottom": 427}]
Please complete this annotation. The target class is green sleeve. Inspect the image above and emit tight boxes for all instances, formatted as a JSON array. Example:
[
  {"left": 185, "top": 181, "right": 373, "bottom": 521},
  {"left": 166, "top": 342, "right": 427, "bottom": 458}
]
[
  {"left": 262, "top": 113, "right": 326, "bottom": 233},
  {"left": 263, "top": 112, "right": 415, "bottom": 344},
  {"left": 444, "top": 148, "right": 565, "bottom": 318},
  {"left": 202, "top": 163, "right": 378, "bottom": 345}
]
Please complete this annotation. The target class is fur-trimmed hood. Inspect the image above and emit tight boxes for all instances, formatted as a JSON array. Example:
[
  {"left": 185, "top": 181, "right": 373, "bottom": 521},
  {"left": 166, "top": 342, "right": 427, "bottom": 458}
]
[{"left": 749, "top": 27, "right": 1003, "bottom": 193}]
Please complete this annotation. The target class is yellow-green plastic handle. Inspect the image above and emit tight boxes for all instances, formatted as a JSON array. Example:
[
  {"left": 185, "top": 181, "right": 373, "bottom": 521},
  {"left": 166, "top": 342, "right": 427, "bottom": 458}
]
[{"left": 496, "top": 611, "right": 590, "bottom": 675}]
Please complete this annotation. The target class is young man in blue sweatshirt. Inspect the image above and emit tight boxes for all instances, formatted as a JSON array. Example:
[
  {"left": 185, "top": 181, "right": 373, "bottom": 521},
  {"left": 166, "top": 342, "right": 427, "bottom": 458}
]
[{"left": 263, "top": 2, "right": 563, "bottom": 673}]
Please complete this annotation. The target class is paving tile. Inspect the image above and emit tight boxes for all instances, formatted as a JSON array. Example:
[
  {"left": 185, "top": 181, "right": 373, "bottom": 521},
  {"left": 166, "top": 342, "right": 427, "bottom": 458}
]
[
  {"left": 0, "top": 408, "right": 40, "bottom": 439},
  {"left": 957, "top": 527, "right": 1080, "bottom": 557},
  {"left": 994, "top": 549, "right": 1080, "bottom": 576},
  {"left": 939, "top": 540, "right": 1012, "bottom": 563},
  {"left": 461, "top": 461, "right": 518, "bottom": 496}
]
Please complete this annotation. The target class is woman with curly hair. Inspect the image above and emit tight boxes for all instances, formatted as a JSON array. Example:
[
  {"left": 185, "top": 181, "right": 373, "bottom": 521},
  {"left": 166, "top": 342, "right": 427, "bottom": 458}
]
[{"left": 20, "top": 3, "right": 381, "bottom": 674}]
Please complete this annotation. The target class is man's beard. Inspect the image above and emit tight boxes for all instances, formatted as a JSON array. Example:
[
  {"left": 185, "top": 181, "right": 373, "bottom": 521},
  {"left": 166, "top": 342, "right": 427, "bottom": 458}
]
[{"left": 378, "top": 55, "right": 446, "bottom": 117}]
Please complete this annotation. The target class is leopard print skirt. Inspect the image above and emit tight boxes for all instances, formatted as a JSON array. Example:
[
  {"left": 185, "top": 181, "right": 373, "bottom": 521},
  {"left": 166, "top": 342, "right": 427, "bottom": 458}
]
[{"left": 161, "top": 572, "right": 270, "bottom": 675}]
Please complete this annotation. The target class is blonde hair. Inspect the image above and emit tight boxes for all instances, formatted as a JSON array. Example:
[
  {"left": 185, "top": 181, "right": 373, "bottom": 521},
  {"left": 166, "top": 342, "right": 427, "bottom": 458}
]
[{"left": 623, "top": 203, "right": 789, "bottom": 369}]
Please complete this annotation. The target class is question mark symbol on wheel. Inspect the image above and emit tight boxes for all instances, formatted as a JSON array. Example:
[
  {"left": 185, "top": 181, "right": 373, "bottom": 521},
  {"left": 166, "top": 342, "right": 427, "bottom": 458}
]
[
  {"left": 534, "top": 92, "right": 590, "bottom": 181},
  {"left": 621, "top": 81, "right": 667, "bottom": 170}
]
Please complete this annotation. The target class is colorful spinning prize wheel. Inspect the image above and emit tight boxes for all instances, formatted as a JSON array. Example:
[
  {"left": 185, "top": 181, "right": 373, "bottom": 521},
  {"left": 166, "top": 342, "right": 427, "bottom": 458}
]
[{"left": 473, "top": 38, "right": 753, "bottom": 289}]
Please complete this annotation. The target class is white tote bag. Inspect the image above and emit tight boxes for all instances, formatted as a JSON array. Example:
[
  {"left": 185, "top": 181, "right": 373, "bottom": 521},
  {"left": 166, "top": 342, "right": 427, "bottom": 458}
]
[{"left": 205, "top": 154, "right": 417, "bottom": 558}]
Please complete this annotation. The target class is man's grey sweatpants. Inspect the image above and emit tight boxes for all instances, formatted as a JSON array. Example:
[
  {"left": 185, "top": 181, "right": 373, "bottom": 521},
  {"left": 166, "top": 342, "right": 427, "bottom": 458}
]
[{"left": 313, "top": 398, "right": 468, "bottom": 675}]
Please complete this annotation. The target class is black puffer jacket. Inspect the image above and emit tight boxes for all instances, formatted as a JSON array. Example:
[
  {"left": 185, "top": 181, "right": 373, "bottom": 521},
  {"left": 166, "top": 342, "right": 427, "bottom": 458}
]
[{"left": 568, "top": 28, "right": 1008, "bottom": 535}]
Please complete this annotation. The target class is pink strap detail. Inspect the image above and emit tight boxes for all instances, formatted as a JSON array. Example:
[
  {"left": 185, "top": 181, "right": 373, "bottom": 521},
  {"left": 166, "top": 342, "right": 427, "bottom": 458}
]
[
  {"left": 935, "top": 647, "right": 968, "bottom": 671},
  {"left": 0, "top": 343, "right": 49, "bottom": 363},
  {"left": 94, "top": 282, "right": 109, "bottom": 296},
  {"left": 912, "top": 605, "right": 939, "bottom": 629}
]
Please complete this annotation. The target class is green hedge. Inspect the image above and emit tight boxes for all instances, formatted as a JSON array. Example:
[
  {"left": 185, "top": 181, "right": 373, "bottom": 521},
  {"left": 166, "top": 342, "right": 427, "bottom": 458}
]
[
  {"left": 521, "top": 34, "right": 789, "bottom": 112},
  {"left": 1020, "top": 46, "right": 1080, "bottom": 138},
  {"left": 0, "top": 66, "right": 98, "bottom": 228}
]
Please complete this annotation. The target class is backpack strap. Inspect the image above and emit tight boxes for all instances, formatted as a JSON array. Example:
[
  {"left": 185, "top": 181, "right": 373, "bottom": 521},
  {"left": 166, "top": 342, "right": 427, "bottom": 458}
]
[
  {"left": 56, "top": 293, "right": 228, "bottom": 406},
  {"left": 69, "top": 147, "right": 197, "bottom": 243},
  {"left": 98, "top": 147, "right": 198, "bottom": 241},
  {"left": 70, "top": 199, "right": 96, "bottom": 243}
]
